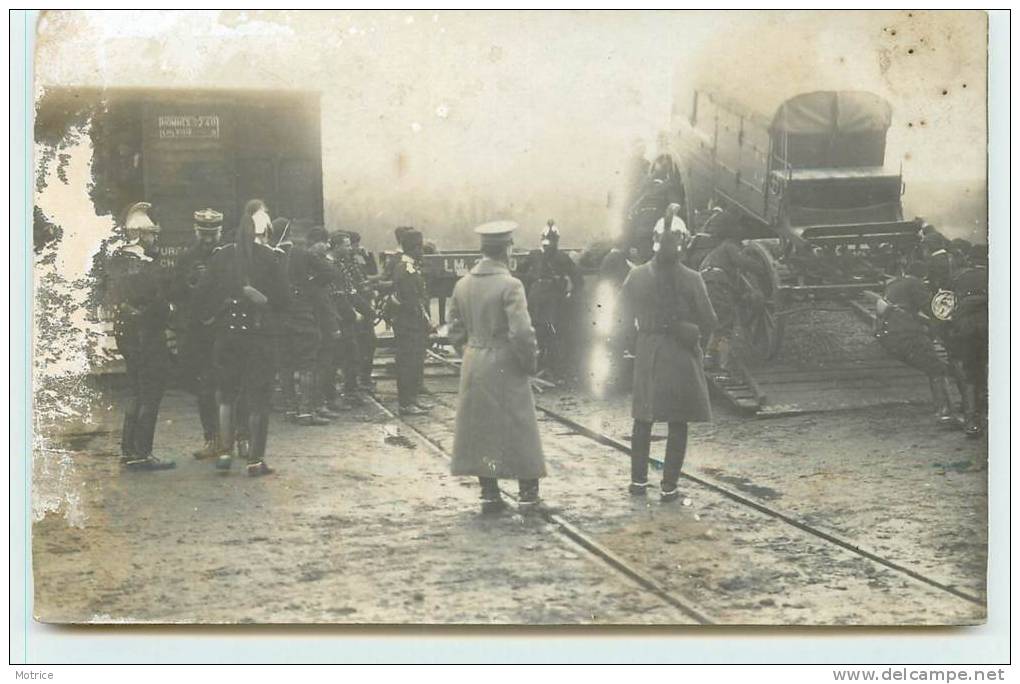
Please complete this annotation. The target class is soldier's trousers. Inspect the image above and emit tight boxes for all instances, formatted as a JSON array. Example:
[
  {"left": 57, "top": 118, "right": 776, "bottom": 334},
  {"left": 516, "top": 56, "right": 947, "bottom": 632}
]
[
  {"left": 116, "top": 331, "right": 170, "bottom": 458},
  {"left": 281, "top": 316, "right": 321, "bottom": 415},
  {"left": 317, "top": 334, "right": 339, "bottom": 407},
  {"left": 179, "top": 327, "right": 218, "bottom": 441},
  {"left": 213, "top": 331, "right": 277, "bottom": 413},
  {"left": 338, "top": 327, "right": 360, "bottom": 394},
  {"left": 394, "top": 320, "right": 426, "bottom": 407},
  {"left": 358, "top": 316, "right": 377, "bottom": 384},
  {"left": 630, "top": 420, "right": 687, "bottom": 491},
  {"left": 212, "top": 331, "right": 277, "bottom": 463}
]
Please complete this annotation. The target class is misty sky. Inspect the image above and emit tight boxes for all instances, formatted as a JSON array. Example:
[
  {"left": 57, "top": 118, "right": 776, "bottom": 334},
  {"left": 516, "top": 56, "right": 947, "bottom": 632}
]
[{"left": 35, "top": 10, "right": 988, "bottom": 248}]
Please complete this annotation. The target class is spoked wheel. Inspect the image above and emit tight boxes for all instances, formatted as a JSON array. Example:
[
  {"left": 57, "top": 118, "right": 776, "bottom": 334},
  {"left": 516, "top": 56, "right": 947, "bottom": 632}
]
[
  {"left": 737, "top": 241, "right": 784, "bottom": 361},
  {"left": 738, "top": 287, "right": 784, "bottom": 360}
]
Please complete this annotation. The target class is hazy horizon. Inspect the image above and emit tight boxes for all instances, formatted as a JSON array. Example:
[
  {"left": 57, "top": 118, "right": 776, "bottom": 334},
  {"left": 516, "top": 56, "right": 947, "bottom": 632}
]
[{"left": 35, "top": 10, "right": 988, "bottom": 251}]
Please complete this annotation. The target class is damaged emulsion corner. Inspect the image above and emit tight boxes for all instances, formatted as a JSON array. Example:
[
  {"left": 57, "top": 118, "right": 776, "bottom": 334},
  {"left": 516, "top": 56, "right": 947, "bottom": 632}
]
[{"left": 32, "top": 12, "right": 118, "bottom": 624}]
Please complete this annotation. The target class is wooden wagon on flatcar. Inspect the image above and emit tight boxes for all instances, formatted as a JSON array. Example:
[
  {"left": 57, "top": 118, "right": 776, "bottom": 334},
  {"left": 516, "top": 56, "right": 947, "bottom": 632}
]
[
  {"left": 652, "top": 81, "right": 922, "bottom": 360},
  {"left": 674, "top": 84, "right": 921, "bottom": 256}
]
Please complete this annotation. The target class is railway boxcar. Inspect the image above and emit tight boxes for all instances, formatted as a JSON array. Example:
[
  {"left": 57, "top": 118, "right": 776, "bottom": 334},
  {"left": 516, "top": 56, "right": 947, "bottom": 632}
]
[{"left": 36, "top": 85, "right": 324, "bottom": 266}]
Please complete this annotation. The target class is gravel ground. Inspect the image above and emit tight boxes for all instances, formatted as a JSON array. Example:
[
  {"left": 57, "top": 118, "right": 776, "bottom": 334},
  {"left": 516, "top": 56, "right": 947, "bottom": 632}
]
[
  {"left": 32, "top": 391, "right": 696, "bottom": 625},
  {"left": 400, "top": 381, "right": 984, "bottom": 625},
  {"left": 539, "top": 364, "right": 987, "bottom": 603},
  {"left": 33, "top": 356, "right": 986, "bottom": 626}
]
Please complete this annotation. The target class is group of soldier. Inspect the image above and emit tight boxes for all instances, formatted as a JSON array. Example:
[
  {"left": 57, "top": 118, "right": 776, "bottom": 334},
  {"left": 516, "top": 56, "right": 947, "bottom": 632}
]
[
  {"left": 100, "top": 185, "right": 988, "bottom": 504},
  {"left": 876, "top": 226, "right": 989, "bottom": 439},
  {"left": 101, "top": 199, "right": 435, "bottom": 474}
]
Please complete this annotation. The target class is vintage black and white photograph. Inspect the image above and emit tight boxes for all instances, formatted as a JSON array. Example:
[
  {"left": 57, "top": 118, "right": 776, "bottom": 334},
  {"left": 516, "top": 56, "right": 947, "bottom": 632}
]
[{"left": 31, "top": 9, "right": 989, "bottom": 626}]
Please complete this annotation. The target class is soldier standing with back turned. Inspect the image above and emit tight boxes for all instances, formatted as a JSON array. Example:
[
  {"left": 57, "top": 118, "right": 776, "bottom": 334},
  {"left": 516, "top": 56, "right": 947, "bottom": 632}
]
[
  {"left": 620, "top": 227, "right": 716, "bottom": 501},
  {"left": 195, "top": 206, "right": 290, "bottom": 475},
  {"left": 448, "top": 221, "right": 546, "bottom": 514}
]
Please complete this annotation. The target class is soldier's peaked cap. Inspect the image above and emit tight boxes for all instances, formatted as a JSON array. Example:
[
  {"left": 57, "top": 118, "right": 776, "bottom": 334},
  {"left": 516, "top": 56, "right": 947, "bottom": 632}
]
[
  {"left": 193, "top": 208, "right": 224, "bottom": 231},
  {"left": 474, "top": 220, "right": 518, "bottom": 247}
]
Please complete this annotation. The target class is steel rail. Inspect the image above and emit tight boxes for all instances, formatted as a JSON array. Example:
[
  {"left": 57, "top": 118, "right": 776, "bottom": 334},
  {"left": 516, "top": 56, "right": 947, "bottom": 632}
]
[
  {"left": 364, "top": 393, "right": 716, "bottom": 625},
  {"left": 533, "top": 404, "right": 985, "bottom": 608}
]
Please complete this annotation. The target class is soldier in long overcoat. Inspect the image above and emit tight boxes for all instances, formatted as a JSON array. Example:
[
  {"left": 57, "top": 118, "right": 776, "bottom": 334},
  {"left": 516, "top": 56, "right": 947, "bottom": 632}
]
[
  {"left": 620, "top": 228, "right": 716, "bottom": 500},
  {"left": 448, "top": 221, "right": 546, "bottom": 514}
]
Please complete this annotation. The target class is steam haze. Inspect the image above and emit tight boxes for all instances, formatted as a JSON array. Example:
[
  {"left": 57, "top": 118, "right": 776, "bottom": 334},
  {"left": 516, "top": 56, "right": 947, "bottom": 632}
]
[{"left": 35, "top": 10, "right": 988, "bottom": 251}]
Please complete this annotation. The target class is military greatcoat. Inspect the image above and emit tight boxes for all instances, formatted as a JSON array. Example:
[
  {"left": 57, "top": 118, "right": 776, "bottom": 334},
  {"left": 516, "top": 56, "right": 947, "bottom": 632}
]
[
  {"left": 447, "top": 258, "right": 546, "bottom": 480},
  {"left": 621, "top": 259, "right": 717, "bottom": 423}
]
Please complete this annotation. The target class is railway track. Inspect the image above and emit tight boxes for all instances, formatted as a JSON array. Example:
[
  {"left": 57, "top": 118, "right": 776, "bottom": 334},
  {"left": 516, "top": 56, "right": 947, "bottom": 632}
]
[
  {"left": 531, "top": 403, "right": 984, "bottom": 608},
  {"left": 368, "top": 372, "right": 984, "bottom": 624},
  {"left": 364, "top": 392, "right": 715, "bottom": 625}
]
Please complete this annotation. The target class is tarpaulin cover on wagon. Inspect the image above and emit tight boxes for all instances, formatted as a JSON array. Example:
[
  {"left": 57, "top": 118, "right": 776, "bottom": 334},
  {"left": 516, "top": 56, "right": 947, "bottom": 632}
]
[{"left": 771, "top": 91, "right": 893, "bottom": 135}]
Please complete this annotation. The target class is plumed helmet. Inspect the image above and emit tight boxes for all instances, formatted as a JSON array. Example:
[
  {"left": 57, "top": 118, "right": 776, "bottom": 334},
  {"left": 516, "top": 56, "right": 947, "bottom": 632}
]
[
  {"left": 540, "top": 221, "right": 560, "bottom": 246},
  {"left": 122, "top": 202, "right": 160, "bottom": 233}
]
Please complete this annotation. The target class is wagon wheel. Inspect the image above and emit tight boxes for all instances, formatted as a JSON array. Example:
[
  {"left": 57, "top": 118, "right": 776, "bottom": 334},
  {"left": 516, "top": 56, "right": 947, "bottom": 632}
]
[
  {"left": 737, "top": 242, "right": 784, "bottom": 360},
  {"left": 737, "top": 282, "right": 784, "bottom": 360}
]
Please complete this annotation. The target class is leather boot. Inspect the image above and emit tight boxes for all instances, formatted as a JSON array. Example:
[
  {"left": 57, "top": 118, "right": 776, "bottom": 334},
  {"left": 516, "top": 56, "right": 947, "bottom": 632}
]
[
  {"left": 120, "top": 397, "right": 139, "bottom": 463},
  {"left": 246, "top": 412, "right": 274, "bottom": 476},
  {"left": 961, "top": 381, "right": 983, "bottom": 438},
  {"left": 518, "top": 479, "right": 540, "bottom": 512},
  {"left": 193, "top": 438, "right": 218, "bottom": 460},
  {"left": 930, "top": 376, "right": 958, "bottom": 428},
  {"left": 630, "top": 420, "right": 652, "bottom": 494},
  {"left": 134, "top": 403, "right": 161, "bottom": 460},
  {"left": 662, "top": 421, "right": 688, "bottom": 492},
  {"left": 297, "top": 371, "right": 330, "bottom": 425},
  {"left": 479, "top": 477, "right": 506, "bottom": 514},
  {"left": 197, "top": 392, "right": 218, "bottom": 444},
  {"left": 216, "top": 401, "right": 235, "bottom": 470}
]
